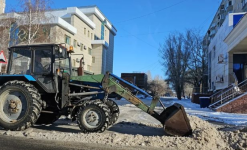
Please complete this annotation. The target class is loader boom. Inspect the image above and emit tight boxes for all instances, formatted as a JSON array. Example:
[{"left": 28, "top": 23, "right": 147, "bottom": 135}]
[
  {"left": 101, "top": 72, "right": 192, "bottom": 136},
  {"left": 102, "top": 73, "right": 161, "bottom": 119},
  {"left": 71, "top": 72, "right": 192, "bottom": 136}
]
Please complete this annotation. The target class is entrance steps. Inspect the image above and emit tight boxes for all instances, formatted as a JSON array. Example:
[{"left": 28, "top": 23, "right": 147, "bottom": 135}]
[{"left": 209, "top": 79, "right": 247, "bottom": 113}]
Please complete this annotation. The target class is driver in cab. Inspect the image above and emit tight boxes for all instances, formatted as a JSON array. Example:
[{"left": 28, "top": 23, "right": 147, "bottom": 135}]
[{"left": 34, "top": 55, "right": 50, "bottom": 73}]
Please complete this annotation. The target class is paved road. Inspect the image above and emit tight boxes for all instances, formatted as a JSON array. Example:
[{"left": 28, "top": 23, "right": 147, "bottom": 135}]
[
  {"left": 0, "top": 135, "right": 161, "bottom": 150},
  {"left": 0, "top": 135, "right": 123, "bottom": 150}
]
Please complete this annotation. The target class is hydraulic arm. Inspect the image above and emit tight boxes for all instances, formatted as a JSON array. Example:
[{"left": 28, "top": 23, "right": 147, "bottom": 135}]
[
  {"left": 71, "top": 72, "right": 192, "bottom": 136},
  {"left": 101, "top": 72, "right": 192, "bottom": 136}
]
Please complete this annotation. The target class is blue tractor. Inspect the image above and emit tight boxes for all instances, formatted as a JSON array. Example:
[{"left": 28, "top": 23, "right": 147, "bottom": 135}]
[{"left": 0, "top": 43, "right": 192, "bottom": 136}]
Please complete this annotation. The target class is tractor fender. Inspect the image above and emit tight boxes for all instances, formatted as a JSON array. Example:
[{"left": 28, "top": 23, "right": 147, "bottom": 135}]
[{"left": 0, "top": 75, "right": 36, "bottom": 85}]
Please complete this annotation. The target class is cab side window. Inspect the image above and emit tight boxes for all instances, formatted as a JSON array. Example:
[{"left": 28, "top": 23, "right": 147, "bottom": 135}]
[{"left": 34, "top": 49, "right": 52, "bottom": 74}]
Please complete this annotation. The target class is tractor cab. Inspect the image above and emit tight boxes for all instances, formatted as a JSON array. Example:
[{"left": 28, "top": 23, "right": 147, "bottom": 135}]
[
  {"left": 6, "top": 43, "right": 72, "bottom": 93},
  {"left": 8, "top": 43, "right": 71, "bottom": 75}
]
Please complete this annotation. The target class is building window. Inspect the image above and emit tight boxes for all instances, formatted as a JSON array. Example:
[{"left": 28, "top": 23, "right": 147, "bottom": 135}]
[
  {"left": 88, "top": 30, "right": 90, "bottom": 37},
  {"left": 88, "top": 48, "right": 92, "bottom": 55},
  {"left": 92, "top": 56, "right": 95, "bottom": 63},
  {"left": 80, "top": 43, "right": 83, "bottom": 51},
  {"left": 243, "top": 0, "right": 247, "bottom": 7},
  {"left": 228, "top": 1, "right": 232, "bottom": 6},
  {"left": 91, "top": 33, "right": 93, "bottom": 40},
  {"left": 65, "top": 35, "right": 71, "bottom": 45},
  {"left": 43, "top": 27, "right": 48, "bottom": 36},
  {"left": 84, "top": 28, "right": 86, "bottom": 35},
  {"left": 101, "top": 20, "right": 106, "bottom": 40},
  {"left": 73, "top": 39, "right": 77, "bottom": 48}
]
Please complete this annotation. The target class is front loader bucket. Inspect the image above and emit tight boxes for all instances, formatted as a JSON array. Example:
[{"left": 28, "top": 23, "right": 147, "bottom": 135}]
[{"left": 159, "top": 103, "right": 192, "bottom": 136}]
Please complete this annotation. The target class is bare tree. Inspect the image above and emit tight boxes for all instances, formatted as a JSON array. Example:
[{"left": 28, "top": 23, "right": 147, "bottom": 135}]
[
  {"left": 184, "top": 29, "right": 208, "bottom": 92},
  {"left": 0, "top": 17, "right": 13, "bottom": 55},
  {"left": 16, "top": 0, "right": 53, "bottom": 44},
  {"left": 0, "top": 0, "right": 55, "bottom": 46},
  {"left": 184, "top": 83, "right": 193, "bottom": 98},
  {"left": 147, "top": 75, "right": 168, "bottom": 96},
  {"left": 146, "top": 70, "right": 152, "bottom": 83},
  {"left": 160, "top": 32, "right": 190, "bottom": 100}
]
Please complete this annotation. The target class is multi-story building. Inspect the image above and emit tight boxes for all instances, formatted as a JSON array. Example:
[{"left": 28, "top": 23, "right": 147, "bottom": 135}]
[
  {"left": 121, "top": 73, "right": 148, "bottom": 90},
  {"left": 0, "top": 0, "right": 5, "bottom": 14},
  {"left": 204, "top": 0, "right": 247, "bottom": 91},
  {"left": 0, "top": 6, "right": 117, "bottom": 75}
]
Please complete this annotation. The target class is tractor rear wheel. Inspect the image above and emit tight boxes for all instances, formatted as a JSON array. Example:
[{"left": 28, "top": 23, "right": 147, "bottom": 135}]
[
  {"left": 106, "top": 99, "right": 119, "bottom": 126},
  {"left": 35, "top": 112, "right": 61, "bottom": 125},
  {"left": 0, "top": 80, "right": 42, "bottom": 131},
  {"left": 77, "top": 100, "right": 110, "bottom": 133}
]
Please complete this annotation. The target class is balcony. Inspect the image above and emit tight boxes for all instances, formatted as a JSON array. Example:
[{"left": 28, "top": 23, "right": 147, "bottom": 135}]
[{"left": 91, "top": 40, "right": 109, "bottom": 48}]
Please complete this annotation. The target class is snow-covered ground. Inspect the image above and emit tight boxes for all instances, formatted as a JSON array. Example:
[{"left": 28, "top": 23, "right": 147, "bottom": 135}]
[
  {"left": 1, "top": 96, "right": 247, "bottom": 150},
  {"left": 116, "top": 96, "right": 247, "bottom": 126}
]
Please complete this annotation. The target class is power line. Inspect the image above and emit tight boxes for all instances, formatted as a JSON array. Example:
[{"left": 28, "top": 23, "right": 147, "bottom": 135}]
[
  {"left": 116, "top": 0, "right": 187, "bottom": 23},
  {"left": 139, "top": 61, "right": 159, "bottom": 70},
  {"left": 120, "top": 27, "right": 159, "bottom": 49},
  {"left": 118, "top": 31, "right": 169, "bottom": 37},
  {"left": 198, "top": 12, "right": 215, "bottom": 30}
]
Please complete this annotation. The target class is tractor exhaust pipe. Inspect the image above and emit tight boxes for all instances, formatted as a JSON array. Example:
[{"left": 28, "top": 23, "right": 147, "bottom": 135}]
[{"left": 78, "top": 55, "right": 84, "bottom": 76}]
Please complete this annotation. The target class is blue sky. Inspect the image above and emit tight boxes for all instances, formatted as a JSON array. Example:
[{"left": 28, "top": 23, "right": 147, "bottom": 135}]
[{"left": 6, "top": 0, "right": 221, "bottom": 78}]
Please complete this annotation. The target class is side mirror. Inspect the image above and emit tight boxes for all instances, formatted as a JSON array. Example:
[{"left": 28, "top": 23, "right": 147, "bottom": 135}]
[
  {"left": 56, "top": 47, "right": 67, "bottom": 58},
  {"left": 59, "top": 48, "right": 63, "bottom": 53}
]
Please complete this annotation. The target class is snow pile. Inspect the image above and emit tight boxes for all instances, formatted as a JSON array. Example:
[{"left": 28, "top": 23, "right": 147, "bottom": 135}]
[
  {"left": 221, "top": 130, "right": 247, "bottom": 150},
  {"left": 1, "top": 98, "right": 247, "bottom": 149},
  {"left": 1, "top": 114, "right": 247, "bottom": 150}
]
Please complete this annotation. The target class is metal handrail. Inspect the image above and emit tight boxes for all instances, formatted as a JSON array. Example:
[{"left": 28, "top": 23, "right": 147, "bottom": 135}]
[
  {"left": 210, "top": 72, "right": 238, "bottom": 99},
  {"left": 209, "top": 91, "right": 237, "bottom": 108},
  {"left": 238, "top": 78, "right": 247, "bottom": 86},
  {"left": 209, "top": 80, "right": 247, "bottom": 109},
  {"left": 209, "top": 84, "right": 233, "bottom": 98},
  {"left": 216, "top": 85, "right": 235, "bottom": 99}
]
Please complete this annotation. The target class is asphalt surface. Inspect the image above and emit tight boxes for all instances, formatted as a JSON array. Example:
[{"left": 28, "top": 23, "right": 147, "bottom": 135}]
[
  {"left": 0, "top": 135, "right": 121, "bottom": 150},
  {"left": 0, "top": 134, "right": 160, "bottom": 150}
]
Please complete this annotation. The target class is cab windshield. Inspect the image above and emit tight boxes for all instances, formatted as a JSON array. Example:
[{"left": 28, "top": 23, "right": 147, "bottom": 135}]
[
  {"left": 10, "top": 48, "right": 31, "bottom": 74},
  {"left": 55, "top": 47, "right": 71, "bottom": 74}
]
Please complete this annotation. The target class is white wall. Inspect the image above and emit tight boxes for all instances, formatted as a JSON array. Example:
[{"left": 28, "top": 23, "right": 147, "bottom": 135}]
[{"left": 208, "top": 15, "right": 233, "bottom": 90}]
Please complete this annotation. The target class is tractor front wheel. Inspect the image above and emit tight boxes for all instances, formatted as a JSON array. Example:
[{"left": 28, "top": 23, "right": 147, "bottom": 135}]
[
  {"left": 77, "top": 100, "right": 110, "bottom": 133},
  {"left": 0, "top": 80, "right": 42, "bottom": 131},
  {"left": 106, "top": 99, "right": 119, "bottom": 126}
]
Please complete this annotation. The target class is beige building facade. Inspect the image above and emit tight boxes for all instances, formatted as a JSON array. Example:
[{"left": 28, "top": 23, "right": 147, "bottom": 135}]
[
  {"left": 48, "top": 6, "right": 117, "bottom": 75},
  {"left": 0, "top": 6, "right": 117, "bottom": 75},
  {"left": 0, "top": 0, "right": 5, "bottom": 14}
]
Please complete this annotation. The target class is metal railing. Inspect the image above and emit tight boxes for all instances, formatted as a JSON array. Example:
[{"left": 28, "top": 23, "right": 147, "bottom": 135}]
[
  {"left": 210, "top": 72, "right": 239, "bottom": 104},
  {"left": 210, "top": 84, "right": 234, "bottom": 103},
  {"left": 209, "top": 78, "right": 247, "bottom": 109}
]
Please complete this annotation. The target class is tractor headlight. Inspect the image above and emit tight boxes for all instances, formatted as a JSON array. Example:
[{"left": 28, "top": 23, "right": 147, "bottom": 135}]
[{"left": 59, "top": 48, "right": 63, "bottom": 53}]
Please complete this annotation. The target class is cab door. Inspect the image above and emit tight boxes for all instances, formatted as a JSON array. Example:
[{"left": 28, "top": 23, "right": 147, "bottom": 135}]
[{"left": 32, "top": 47, "right": 55, "bottom": 93}]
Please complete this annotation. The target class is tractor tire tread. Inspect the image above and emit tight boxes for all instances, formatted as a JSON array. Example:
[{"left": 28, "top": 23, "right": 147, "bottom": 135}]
[
  {"left": 0, "top": 80, "right": 42, "bottom": 131},
  {"left": 77, "top": 100, "right": 110, "bottom": 133},
  {"left": 106, "top": 99, "right": 120, "bottom": 127}
]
